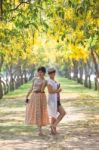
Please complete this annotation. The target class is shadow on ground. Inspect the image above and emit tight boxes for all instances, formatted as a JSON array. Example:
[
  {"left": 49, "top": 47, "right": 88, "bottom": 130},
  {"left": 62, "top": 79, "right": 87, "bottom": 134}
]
[{"left": 0, "top": 79, "right": 99, "bottom": 150}]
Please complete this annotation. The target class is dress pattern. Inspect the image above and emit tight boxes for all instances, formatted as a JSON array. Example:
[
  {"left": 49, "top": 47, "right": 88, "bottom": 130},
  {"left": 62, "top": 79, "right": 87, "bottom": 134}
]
[{"left": 25, "top": 77, "right": 49, "bottom": 126}]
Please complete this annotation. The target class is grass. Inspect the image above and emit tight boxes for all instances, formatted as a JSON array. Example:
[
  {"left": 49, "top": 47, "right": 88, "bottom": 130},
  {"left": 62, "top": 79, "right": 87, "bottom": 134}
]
[
  {"left": 58, "top": 77, "right": 99, "bottom": 98},
  {"left": 2, "top": 77, "right": 99, "bottom": 99},
  {"left": 5, "top": 81, "right": 31, "bottom": 98}
]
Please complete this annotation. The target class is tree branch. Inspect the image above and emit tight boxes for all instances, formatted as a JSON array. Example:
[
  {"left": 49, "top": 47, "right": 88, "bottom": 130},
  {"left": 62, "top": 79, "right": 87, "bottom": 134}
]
[
  {"left": 94, "top": 51, "right": 99, "bottom": 59},
  {"left": 91, "top": 49, "right": 98, "bottom": 72},
  {"left": 9, "top": 1, "right": 30, "bottom": 11}
]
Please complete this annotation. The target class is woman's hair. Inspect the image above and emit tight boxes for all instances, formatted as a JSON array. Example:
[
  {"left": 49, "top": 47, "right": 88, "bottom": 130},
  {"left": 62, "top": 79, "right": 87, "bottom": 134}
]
[{"left": 37, "top": 66, "right": 46, "bottom": 73}]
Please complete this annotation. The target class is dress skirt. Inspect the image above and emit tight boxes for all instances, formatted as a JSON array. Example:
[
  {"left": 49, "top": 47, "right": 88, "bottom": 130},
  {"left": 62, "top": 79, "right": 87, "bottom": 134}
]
[{"left": 25, "top": 92, "right": 49, "bottom": 126}]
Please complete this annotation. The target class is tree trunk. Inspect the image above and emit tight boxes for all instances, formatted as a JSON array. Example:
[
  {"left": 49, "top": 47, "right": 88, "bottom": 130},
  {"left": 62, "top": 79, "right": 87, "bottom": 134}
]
[
  {"left": 94, "top": 74, "right": 99, "bottom": 91},
  {"left": 24, "top": 69, "right": 28, "bottom": 83},
  {"left": 84, "top": 64, "right": 89, "bottom": 88},
  {"left": 91, "top": 49, "right": 99, "bottom": 91},
  {"left": 15, "top": 76, "right": 20, "bottom": 89},
  {"left": 88, "top": 75, "right": 92, "bottom": 89},
  {"left": 73, "top": 60, "right": 78, "bottom": 80},
  {"left": 0, "top": 55, "right": 4, "bottom": 98},
  {"left": 87, "top": 60, "right": 92, "bottom": 89},
  {"left": 0, "top": 0, "right": 3, "bottom": 20},
  {"left": 65, "top": 67, "right": 71, "bottom": 79},
  {"left": 5, "top": 70, "right": 9, "bottom": 94},
  {"left": 77, "top": 60, "right": 83, "bottom": 84},
  {"left": 1, "top": 80, "right": 7, "bottom": 95},
  {"left": 19, "top": 66, "right": 24, "bottom": 85},
  {"left": 9, "top": 65, "right": 15, "bottom": 91},
  {"left": 0, "top": 55, "right": 3, "bottom": 72},
  {"left": 10, "top": 73, "right": 15, "bottom": 91},
  {"left": 29, "top": 68, "right": 34, "bottom": 80},
  {"left": 0, "top": 77, "right": 3, "bottom": 99},
  {"left": 84, "top": 76, "right": 88, "bottom": 87}
]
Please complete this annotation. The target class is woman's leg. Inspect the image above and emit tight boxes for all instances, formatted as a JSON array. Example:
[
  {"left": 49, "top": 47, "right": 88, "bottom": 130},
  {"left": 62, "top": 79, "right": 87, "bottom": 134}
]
[
  {"left": 53, "top": 106, "right": 66, "bottom": 127},
  {"left": 51, "top": 117, "right": 57, "bottom": 134},
  {"left": 51, "top": 117, "right": 56, "bottom": 125}
]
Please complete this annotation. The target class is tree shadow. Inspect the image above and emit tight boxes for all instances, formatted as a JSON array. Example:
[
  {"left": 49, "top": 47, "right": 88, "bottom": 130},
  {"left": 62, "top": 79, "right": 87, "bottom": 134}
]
[{"left": 0, "top": 79, "right": 99, "bottom": 150}]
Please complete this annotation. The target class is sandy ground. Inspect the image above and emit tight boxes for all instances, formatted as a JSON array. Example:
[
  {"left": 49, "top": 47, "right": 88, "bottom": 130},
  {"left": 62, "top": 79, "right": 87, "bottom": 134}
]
[{"left": 0, "top": 92, "right": 99, "bottom": 150}]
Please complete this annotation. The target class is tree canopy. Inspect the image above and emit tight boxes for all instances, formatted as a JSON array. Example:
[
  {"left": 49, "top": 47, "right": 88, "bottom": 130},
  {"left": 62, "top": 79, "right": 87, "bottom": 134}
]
[{"left": 0, "top": 0, "right": 99, "bottom": 98}]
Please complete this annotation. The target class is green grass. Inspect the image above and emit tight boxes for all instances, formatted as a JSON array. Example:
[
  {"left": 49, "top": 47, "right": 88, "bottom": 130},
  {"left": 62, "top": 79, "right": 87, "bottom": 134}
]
[
  {"left": 57, "top": 77, "right": 99, "bottom": 98},
  {"left": 5, "top": 81, "right": 31, "bottom": 98},
  {"left": 1, "top": 77, "right": 98, "bottom": 99}
]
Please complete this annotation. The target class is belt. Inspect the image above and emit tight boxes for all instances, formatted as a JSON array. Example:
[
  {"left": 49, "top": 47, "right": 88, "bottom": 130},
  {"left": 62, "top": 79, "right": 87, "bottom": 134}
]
[{"left": 34, "top": 91, "right": 45, "bottom": 93}]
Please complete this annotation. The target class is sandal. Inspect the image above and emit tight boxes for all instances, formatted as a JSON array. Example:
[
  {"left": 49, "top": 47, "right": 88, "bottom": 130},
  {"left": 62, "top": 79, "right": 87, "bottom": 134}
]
[
  {"left": 38, "top": 132, "right": 45, "bottom": 136},
  {"left": 50, "top": 125, "right": 56, "bottom": 135}
]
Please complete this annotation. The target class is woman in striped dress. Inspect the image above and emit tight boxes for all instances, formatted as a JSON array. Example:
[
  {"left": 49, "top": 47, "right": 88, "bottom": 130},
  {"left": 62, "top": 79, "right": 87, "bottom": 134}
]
[{"left": 25, "top": 67, "right": 49, "bottom": 136}]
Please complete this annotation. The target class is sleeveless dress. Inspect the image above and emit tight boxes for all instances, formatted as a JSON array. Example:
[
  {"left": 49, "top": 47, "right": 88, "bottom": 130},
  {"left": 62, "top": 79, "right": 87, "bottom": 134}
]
[
  {"left": 48, "top": 79, "right": 60, "bottom": 119},
  {"left": 25, "top": 77, "right": 49, "bottom": 126}
]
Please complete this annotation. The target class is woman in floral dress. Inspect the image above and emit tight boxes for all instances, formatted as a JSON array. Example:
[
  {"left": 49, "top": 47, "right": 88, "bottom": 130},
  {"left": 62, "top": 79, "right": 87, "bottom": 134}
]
[{"left": 25, "top": 66, "right": 49, "bottom": 136}]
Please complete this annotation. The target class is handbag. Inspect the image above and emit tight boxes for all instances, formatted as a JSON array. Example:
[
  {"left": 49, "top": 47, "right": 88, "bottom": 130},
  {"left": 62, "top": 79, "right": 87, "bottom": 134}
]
[{"left": 25, "top": 98, "right": 29, "bottom": 103}]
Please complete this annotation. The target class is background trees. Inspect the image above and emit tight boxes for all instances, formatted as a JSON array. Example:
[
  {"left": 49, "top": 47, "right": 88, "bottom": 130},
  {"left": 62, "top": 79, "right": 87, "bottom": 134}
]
[
  {"left": 45, "top": 0, "right": 99, "bottom": 90},
  {"left": 0, "top": 0, "right": 99, "bottom": 99}
]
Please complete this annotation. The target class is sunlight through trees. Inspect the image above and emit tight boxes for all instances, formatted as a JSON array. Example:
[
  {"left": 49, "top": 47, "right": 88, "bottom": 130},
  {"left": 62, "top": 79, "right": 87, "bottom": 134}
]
[{"left": 0, "top": 0, "right": 99, "bottom": 98}]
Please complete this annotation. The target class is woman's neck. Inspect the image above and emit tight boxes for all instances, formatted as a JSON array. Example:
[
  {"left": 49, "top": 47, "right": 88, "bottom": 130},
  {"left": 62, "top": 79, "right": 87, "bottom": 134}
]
[
  {"left": 39, "top": 76, "right": 44, "bottom": 79},
  {"left": 50, "top": 77, "right": 55, "bottom": 80}
]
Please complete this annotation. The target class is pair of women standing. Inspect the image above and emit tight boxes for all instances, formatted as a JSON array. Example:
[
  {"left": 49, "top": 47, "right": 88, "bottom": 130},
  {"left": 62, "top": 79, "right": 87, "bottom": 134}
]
[{"left": 25, "top": 67, "right": 66, "bottom": 136}]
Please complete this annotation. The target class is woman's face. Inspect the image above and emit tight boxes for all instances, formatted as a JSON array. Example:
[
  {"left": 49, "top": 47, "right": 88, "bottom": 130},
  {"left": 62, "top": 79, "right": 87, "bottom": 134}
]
[
  {"left": 38, "top": 70, "right": 45, "bottom": 78},
  {"left": 49, "top": 72, "right": 56, "bottom": 79}
]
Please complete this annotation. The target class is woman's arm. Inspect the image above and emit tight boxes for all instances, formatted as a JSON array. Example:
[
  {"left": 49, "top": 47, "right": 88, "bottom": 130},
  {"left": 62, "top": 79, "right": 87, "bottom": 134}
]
[
  {"left": 47, "top": 84, "right": 62, "bottom": 94},
  {"left": 26, "top": 82, "right": 34, "bottom": 99},
  {"left": 41, "top": 80, "right": 47, "bottom": 92}
]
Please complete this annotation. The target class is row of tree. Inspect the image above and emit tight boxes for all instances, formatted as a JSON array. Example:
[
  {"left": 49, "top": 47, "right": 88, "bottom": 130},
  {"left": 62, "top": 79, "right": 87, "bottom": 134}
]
[
  {"left": 0, "top": 0, "right": 47, "bottom": 99},
  {"left": 45, "top": 0, "right": 99, "bottom": 91},
  {"left": 0, "top": 0, "right": 99, "bottom": 99}
]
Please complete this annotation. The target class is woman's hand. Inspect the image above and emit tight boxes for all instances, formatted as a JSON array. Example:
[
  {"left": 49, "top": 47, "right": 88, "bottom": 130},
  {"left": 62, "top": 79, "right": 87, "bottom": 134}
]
[
  {"left": 26, "top": 81, "right": 34, "bottom": 99},
  {"left": 48, "top": 84, "right": 62, "bottom": 94},
  {"left": 25, "top": 98, "right": 29, "bottom": 103},
  {"left": 57, "top": 88, "right": 62, "bottom": 93}
]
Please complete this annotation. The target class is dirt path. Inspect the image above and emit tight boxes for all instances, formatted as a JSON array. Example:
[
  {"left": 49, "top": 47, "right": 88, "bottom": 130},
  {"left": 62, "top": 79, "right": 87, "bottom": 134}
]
[{"left": 0, "top": 83, "right": 99, "bottom": 150}]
